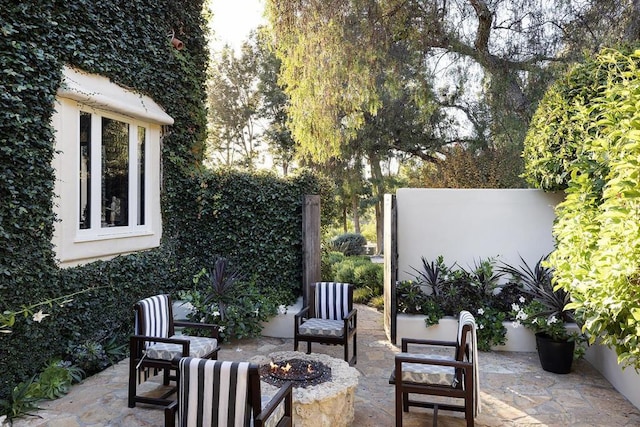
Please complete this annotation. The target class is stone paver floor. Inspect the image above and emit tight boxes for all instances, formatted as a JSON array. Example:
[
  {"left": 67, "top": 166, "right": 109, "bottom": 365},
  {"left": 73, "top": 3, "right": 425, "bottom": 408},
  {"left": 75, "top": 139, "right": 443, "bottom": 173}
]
[{"left": 11, "top": 304, "right": 640, "bottom": 426}]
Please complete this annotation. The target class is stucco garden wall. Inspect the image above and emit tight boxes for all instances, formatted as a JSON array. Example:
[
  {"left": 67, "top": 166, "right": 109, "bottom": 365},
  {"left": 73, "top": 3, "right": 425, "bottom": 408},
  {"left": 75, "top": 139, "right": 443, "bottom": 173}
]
[{"left": 396, "top": 188, "right": 564, "bottom": 282}]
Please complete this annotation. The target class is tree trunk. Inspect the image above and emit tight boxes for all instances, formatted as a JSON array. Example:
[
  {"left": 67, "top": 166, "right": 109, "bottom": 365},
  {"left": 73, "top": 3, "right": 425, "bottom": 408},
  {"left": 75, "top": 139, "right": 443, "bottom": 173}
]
[
  {"left": 352, "top": 195, "right": 361, "bottom": 234},
  {"left": 368, "top": 153, "right": 385, "bottom": 255}
]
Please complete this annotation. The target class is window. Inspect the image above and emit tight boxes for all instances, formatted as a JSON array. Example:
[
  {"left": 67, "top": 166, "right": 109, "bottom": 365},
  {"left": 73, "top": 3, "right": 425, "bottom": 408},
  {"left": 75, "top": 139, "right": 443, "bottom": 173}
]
[
  {"left": 78, "top": 112, "right": 146, "bottom": 231},
  {"left": 52, "top": 66, "right": 173, "bottom": 266}
]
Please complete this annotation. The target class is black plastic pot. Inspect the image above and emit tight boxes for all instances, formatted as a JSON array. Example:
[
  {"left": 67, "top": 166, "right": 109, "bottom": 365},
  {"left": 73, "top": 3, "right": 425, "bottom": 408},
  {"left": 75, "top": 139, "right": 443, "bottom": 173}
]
[{"left": 535, "top": 332, "right": 575, "bottom": 374}]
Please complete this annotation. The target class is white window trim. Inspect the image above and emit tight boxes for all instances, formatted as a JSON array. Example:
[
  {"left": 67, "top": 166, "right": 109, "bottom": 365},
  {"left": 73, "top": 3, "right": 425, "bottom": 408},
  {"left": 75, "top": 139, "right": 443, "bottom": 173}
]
[{"left": 52, "top": 66, "right": 173, "bottom": 267}]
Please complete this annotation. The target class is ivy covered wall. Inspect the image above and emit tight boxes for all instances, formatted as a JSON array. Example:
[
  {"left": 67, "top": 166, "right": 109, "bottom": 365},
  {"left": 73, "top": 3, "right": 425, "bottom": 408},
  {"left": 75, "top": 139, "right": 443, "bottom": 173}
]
[{"left": 0, "top": 2, "right": 329, "bottom": 399}]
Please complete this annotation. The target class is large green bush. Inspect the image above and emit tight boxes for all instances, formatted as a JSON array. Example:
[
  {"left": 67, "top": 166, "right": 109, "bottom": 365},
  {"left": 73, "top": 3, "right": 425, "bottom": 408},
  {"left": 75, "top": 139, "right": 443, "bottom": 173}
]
[
  {"left": 524, "top": 46, "right": 640, "bottom": 368},
  {"left": 329, "top": 233, "right": 367, "bottom": 256}
]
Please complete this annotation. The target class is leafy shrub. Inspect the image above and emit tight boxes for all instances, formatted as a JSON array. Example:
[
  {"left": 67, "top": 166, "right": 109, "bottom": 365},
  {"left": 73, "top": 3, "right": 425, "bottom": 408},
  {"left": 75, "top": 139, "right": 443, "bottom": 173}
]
[
  {"left": 402, "top": 256, "right": 529, "bottom": 350},
  {"left": 329, "top": 233, "right": 367, "bottom": 256},
  {"left": 179, "top": 258, "right": 279, "bottom": 342},
  {"left": 524, "top": 45, "right": 640, "bottom": 368},
  {"left": 353, "top": 287, "right": 374, "bottom": 304},
  {"left": 353, "top": 262, "right": 383, "bottom": 294},
  {"left": 333, "top": 257, "right": 370, "bottom": 283}
]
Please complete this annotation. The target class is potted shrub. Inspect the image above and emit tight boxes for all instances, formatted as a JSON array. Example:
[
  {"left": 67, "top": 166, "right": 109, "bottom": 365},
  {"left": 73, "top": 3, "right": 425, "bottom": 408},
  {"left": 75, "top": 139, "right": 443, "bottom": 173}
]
[{"left": 500, "top": 255, "right": 584, "bottom": 374}]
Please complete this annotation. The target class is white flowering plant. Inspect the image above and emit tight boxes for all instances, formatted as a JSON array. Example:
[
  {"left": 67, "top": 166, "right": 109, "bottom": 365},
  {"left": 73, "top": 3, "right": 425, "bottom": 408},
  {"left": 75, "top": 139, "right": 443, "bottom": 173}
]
[{"left": 511, "top": 299, "right": 572, "bottom": 341}]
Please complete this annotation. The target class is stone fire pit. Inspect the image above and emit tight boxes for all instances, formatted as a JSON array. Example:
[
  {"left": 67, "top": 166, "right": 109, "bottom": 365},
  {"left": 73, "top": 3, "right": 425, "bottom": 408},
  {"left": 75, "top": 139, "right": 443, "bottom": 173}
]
[{"left": 250, "top": 351, "right": 359, "bottom": 427}]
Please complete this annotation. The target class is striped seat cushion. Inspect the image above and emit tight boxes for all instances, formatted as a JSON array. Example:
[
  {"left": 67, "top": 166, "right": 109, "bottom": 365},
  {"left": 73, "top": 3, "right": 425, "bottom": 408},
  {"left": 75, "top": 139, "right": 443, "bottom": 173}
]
[
  {"left": 298, "top": 318, "right": 344, "bottom": 337},
  {"left": 178, "top": 358, "right": 284, "bottom": 427},
  {"left": 314, "top": 282, "right": 350, "bottom": 321},
  {"left": 146, "top": 335, "right": 218, "bottom": 360},
  {"left": 136, "top": 294, "right": 171, "bottom": 346},
  {"left": 400, "top": 353, "right": 458, "bottom": 387}
]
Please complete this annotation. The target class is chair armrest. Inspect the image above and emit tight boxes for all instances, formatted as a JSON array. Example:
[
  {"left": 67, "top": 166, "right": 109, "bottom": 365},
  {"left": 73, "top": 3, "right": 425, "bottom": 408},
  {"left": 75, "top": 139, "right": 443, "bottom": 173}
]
[
  {"left": 255, "top": 381, "right": 293, "bottom": 426},
  {"left": 294, "top": 306, "right": 310, "bottom": 318},
  {"left": 401, "top": 337, "right": 457, "bottom": 352},
  {"left": 173, "top": 320, "right": 219, "bottom": 339},
  {"left": 293, "top": 306, "right": 311, "bottom": 333},
  {"left": 164, "top": 401, "right": 177, "bottom": 427},
  {"left": 395, "top": 352, "right": 472, "bottom": 369},
  {"left": 343, "top": 308, "right": 357, "bottom": 331}
]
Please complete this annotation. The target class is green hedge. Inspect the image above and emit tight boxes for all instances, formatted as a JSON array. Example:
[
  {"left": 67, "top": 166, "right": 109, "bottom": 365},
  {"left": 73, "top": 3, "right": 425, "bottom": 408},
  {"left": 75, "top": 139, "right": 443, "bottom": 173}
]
[
  {"left": 524, "top": 45, "right": 640, "bottom": 369},
  {"left": 0, "top": 1, "right": 333, "bottom": 401}
]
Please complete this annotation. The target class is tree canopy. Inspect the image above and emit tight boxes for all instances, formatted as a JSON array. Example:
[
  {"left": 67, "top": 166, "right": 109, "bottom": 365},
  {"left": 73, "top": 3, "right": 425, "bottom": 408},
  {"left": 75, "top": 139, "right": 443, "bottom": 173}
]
[{"left": 265, "top": 0, "right": 640, "bottom": 163}]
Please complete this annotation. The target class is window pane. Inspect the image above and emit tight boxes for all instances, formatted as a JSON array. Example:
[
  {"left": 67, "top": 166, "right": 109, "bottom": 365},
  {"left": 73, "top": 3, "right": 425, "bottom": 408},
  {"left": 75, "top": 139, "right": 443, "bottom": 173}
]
[
  {"left": 79, "top": 112, "right": 91, "bottom": 229},
  {"left": 101, "top": 118, "right": 129, "bottom": 227},
  {"left": 137, "top": 127, "right": 146, "bottom": 225}
]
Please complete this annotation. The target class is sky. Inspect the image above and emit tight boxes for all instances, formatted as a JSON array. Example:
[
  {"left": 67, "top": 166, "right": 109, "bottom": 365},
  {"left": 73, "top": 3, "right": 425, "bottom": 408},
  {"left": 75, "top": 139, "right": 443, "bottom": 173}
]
[{"left": 208, "top": 0, "right": 266, "bottom": 52}]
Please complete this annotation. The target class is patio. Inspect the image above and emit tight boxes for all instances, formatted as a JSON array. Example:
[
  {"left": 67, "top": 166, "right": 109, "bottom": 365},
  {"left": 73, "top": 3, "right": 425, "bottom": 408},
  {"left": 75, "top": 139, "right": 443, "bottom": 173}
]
[{"left": 13, "top": 304, "right": 640, "bottom": 427}]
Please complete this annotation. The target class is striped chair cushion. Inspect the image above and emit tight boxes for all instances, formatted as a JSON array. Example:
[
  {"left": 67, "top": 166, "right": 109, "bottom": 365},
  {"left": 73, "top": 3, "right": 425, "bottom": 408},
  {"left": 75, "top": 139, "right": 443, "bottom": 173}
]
[
  {"left": 179, "top": 358, "right": 252, "bottom": 427},
  {"left": 298, "top": 318, "right": 344, "bottom": 337},
  {"left": 146, "top": 335, "right": 219, "bottom": 360},
  {"left": 400, "top": 353, "right": 458, "bottom": 387},
  {"left": 136, "top": 294, "right": 171, "bottom": 348},
  {"left": 178, "top": 358, "right": 283, "bottom": 427},
  {"left": 314, "top": 282, "right": 350, "bottom": 320}
]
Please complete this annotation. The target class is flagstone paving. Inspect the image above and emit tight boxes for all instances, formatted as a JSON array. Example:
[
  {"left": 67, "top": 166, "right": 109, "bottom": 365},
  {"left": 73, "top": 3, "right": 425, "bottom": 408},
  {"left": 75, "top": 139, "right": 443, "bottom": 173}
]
[{"left": 12, "top": 304, "right": 640, "bottom": 426}]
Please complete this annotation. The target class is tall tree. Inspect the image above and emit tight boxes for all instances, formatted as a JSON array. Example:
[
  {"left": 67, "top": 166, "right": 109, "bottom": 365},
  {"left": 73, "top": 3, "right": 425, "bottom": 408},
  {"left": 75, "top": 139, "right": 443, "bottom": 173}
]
[
  {"left": 256, "top": 30, "right": 297, "bottom": 175},
  {"left": 207, "top": 41, "right": 262, "bottom": 168}
]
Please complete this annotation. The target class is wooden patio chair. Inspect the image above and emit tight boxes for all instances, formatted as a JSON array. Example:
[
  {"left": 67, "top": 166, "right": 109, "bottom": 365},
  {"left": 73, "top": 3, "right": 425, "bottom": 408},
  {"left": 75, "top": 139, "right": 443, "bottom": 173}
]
[
  {"left": 128, "top": 294, "right": 220, "bottom": 408},
  {"left": 294, "top": 282, "right": 357, "bottom": 365},
  {"left": 164, "top": 357, "right": 293, "bottom": 427},
  {"left": 389, "top": 310, "right": 480, "bottom": 427}
]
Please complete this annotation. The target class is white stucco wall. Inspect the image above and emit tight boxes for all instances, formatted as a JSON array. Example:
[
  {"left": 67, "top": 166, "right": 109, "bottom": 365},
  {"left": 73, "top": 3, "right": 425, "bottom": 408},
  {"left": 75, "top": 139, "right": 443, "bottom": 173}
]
[{"left": 396, "top": 188, "right": 564, "bottom": 282}]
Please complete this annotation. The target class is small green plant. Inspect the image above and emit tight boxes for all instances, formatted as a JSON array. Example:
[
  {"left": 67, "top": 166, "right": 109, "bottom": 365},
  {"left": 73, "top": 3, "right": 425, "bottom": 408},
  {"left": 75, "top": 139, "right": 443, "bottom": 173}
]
[
  {"left": 369, "top": 295, "right": 384, "bottom": 310},
  {"left": 474, "top": 307, "right": 507, "bottom": 351},
  {"left": 179, "top": 258, "right": 279, "bottom": 341},
  {"left": 0, "top": 376, "right": 41, "bottom": 424},
  {"left": 34, "top": 360, "right": 83, "bottom": 400}
]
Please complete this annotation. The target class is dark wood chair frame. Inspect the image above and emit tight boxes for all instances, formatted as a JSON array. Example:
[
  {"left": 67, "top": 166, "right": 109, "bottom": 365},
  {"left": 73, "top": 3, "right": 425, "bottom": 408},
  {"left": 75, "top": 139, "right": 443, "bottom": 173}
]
[
  {"left": 293, "top": 282, "right": 357, "bottom": 365},
  {"left": 128, "top": 295, "right": 221, "bottom": 408},
  {"left": 164, "top": 361, "right": 293, "bottom": 427},
  {"left": 389, "top": 323, "right": 475, "bottom": 427}
]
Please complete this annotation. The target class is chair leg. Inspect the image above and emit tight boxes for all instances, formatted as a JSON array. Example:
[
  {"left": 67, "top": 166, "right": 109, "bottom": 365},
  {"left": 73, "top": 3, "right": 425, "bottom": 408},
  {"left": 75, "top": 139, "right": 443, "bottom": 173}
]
[
  {"left": 344, "top": 339, "right": 349, "bottom": 363},
  {"left": 353, "top": 333, "right": 357, "bottom": 364},
  {"left": 395, "top": 383, "right": 403, "bottom": 427},
  {"left": 306, "top": 341, "right": 311, "bottom": 354},
  {"left": 163, "top": 367, "right": 170, "bottom": 386},
  {"left": 128, "top": 359, "right": 137, "bottom": 408}
]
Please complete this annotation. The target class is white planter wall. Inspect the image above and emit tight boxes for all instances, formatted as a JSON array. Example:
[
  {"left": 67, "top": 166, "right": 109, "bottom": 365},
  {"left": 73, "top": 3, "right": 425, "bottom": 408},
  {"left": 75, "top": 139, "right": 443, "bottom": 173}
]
[
  {"left": 260, "top": 297, "right": 303, "bottom": 338},
  {"left": 396, "top": 315, "right": 537, "bottom": 352}
]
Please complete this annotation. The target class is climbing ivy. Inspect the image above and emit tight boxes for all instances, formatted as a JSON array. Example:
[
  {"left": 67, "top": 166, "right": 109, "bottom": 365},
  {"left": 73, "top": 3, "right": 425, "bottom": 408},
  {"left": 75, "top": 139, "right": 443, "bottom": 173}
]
[
  {"left": 0, "top": 1, "right": 331, "bottom": 402},
  {"left": 524, "top": 46, "right": 640, "bottom": 369}
]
